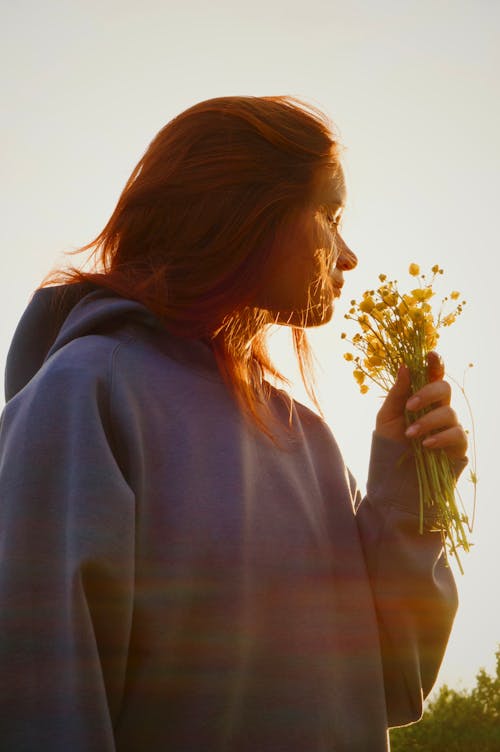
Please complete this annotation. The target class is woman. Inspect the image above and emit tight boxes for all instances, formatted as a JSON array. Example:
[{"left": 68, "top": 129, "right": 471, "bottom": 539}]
[{"left": 0, "top": 96, "right": 467, "bottom": 751}]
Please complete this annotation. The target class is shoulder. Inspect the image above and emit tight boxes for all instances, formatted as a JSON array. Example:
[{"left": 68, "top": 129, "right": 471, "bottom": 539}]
[
  {"left": 272, "top": 386, "right": 334, "bottom": 436},
  {"left": 270, "top": 386, "right": 344, "bottom": 457},
  {"left": 7, "top": 326, "right": 224, "bottom": 418},
  {"left": 34, "top": 331, "right": 136, "bottom": 394},
  {"left": 2, "top": 330, "right": 138, "bottom": 433}
]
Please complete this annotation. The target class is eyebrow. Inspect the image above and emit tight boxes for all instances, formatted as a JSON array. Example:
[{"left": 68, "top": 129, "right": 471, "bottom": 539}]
[
  {"left": 325, "top": 186, "right": 346, "bottom": 210},
  {"left": 326, "top": 202, "right": 344, "bottom": 218},
  {"left": 314, "top": 175, "right": 347, "bottom": 210},
  {"left": 334, "top": 187, "right": 347, "bottom": 208}
]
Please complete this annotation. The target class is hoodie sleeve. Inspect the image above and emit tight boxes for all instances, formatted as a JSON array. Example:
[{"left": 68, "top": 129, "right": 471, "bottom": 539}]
[
  {"left": 0, "top": 339, "right": 135, "bottom": 751},
  {"left": 354, "top": 433, "right": 464, "bottom": 728}
]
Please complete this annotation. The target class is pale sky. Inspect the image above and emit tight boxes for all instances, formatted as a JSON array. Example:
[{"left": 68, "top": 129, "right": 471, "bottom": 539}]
[{"left": 2, "top": 0, "right": 499, "bottom": 694}]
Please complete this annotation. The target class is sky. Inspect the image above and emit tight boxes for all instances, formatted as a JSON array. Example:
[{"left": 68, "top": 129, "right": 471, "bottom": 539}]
[{"left": 2, "top": 0, "right": 499, "bottom": 694}]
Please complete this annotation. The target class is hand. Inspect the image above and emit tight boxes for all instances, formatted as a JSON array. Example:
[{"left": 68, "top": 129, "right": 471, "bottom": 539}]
[{"left": 375, "top": 351, "right": 468, "bottom": 461}]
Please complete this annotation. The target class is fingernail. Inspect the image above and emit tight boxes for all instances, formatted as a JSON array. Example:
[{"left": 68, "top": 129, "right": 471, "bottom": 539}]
[
  {"left": 422, "top": 436, "right": 437, "bottom": 447},
  {"left": 405, "top": 424, "right": 420, "bottom": 438},
  {"left": 406, "top": 396, "right": 420, "bottom": 410}
]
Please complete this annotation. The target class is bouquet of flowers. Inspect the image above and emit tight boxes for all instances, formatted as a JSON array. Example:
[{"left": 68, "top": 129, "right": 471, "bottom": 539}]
[{"left": 341, "top": 264, "right": 475, "bottom": 572}]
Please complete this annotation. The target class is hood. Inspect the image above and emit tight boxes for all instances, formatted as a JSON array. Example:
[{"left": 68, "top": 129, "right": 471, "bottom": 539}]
[{"left": 4, "top": 284, "right": 160, "bottom": 401}]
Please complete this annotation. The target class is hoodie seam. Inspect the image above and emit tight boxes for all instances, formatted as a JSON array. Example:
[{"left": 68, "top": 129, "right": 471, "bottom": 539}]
[{"left": 106, "top": 332, "right": 140, "bottom": 455}]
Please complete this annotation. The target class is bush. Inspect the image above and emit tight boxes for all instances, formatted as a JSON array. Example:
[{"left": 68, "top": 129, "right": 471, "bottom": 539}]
[{"left": 389, "top": 647, "right": 500, "bottom": 751}]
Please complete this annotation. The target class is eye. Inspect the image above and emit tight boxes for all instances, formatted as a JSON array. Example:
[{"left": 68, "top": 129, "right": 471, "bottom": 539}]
[{"left": 325, "top": 209, "right": 342, "bottom": 230}]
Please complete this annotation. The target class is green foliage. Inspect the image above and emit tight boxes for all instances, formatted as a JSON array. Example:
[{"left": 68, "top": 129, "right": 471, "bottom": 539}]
[{"left": 390, "top": 647, "right": 500, "bottom": 751}]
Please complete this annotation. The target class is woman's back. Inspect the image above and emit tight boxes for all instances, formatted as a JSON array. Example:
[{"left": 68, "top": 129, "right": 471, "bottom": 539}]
[{"left": 0, "top": 285, "right": 457, "bottom": 750}]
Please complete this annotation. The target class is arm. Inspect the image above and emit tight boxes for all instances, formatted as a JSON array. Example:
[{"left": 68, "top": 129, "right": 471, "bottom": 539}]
[
  {"left": 355, "top": 434, "right": 462, "bottom": 726},
  {"left": 356, "top": 354, "right": 467, "bottom": 727},
  {"left": 0, "top": 348, "right": 135, "bottom": 751}
]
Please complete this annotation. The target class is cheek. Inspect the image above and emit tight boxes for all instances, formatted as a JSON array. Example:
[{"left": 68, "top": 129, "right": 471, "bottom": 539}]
[
  {"left": 312, "top": 220, "right": 338, "bottom": 272},
  {"left": 258, "top": 213, "right": 336, "bottom": 310},
  {"left": 299, "top": 214, "right": 332, "bottom": 264}
]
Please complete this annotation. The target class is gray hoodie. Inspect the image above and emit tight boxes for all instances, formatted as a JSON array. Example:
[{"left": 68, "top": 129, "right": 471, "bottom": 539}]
[{"left": 0, "top": 285, "right": 461, "bottom": 751}]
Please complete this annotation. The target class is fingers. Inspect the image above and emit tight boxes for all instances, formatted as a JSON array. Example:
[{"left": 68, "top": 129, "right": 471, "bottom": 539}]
[
  {"left": 405, "top": 405, "right": 458, "bottom": 440},
  {"left": 405, "top": 388, "right": 468, "bottom": 460},
  {"left": 420, "top": 426, "right": 468, "bottom": 457},
  {"left": 406, "top": 379, "right": 452, "bottom": 411}
]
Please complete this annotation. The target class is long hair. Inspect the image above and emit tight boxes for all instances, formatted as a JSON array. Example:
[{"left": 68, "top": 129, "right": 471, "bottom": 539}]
[{"left": 42, "top": 96, "right": 341, "bottom": 436}]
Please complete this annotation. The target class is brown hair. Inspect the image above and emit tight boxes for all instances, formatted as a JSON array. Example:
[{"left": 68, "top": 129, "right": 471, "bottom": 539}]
[{"left": 42, "top": 96, "right": 341, "bottom": 435}]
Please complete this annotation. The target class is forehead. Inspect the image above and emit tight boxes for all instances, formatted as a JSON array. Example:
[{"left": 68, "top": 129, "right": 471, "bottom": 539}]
[{"left": 313, "top": 167, "right": 346, "bottom": 208}]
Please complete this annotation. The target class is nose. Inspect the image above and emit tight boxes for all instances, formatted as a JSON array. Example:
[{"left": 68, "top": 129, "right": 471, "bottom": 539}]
[{"left": 336, "top": 234, "right": 358, "bottom": 271}]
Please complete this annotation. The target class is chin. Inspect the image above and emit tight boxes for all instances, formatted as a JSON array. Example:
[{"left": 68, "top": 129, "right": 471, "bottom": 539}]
[
  {"left": 274, "top": 300, "right": 335, "bottom": 328},
  {"left": 304, "top": 303, "right": 334, "bottom": 328}
]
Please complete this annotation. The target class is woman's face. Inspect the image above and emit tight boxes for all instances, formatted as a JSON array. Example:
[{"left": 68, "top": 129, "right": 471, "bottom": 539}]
[{"left": 256, "top": 169, "right": 358, "bottom": 327}]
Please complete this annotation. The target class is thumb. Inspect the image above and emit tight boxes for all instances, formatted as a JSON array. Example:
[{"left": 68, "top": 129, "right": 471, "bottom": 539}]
[
  {"left": 378, "top": 365, "right": 411, "bottom": 420},
  {"left": 427, "top": 350, "right": 445, "bottom": 382}
]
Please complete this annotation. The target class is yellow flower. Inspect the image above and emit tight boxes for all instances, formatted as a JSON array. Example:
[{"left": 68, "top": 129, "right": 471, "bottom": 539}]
[
  {"left": 442, "top": 313, "right": 457, "bottom": 327},
  {"left": 358, "top": 315, "right": 371, "bottom": 331},
  {"left": 411, "top": 287, "right": 433, "bottom": 302},
  {"left": 397, "top": 304, "right": 412, "bottom": 322},
  {"left": 359, "top": 297, "right": 375, "bottom": 313},
  {"left": 378, "top": 274, "right": 387, "bottom": 282},
  {"left": 364, "top": 355, "right": 384, "bottom": 369},
  {"left": 360, "top": 384, "right": 369, "bottom": 394},
  {"left": 400, "top": 293, "right": 418, "bottom": 311},
  {"left": 381, "top": 292, "right": 398, "bottom": 307},
  {"left": 366, "top": 333, "right": 384, "bottom": 352},
  {"left": 424, "top": 321, "right": 439, "bottom": 349},
  {"left": 426, "top": 332, "right": 439, "bottom": 350},
  {"left": 409, "top": 308, "right": 425, "bottom": 323},
  {"left": 370, "top": 307, "right": 384, "bottom": 323},
  {"left": 409, "top": 263, "right": 420, "bottom": 276},
  {"left": 450, "top": 291, "right": 460, "bottom": 300},
  {"left": 353, "top": 369, "right": 365, "bottom": 384},
  {"left": 343, "top": 352, "right": 354, "bottom": 361}
]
